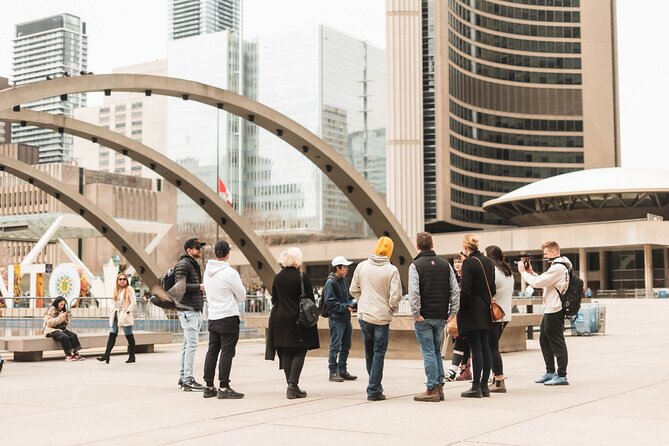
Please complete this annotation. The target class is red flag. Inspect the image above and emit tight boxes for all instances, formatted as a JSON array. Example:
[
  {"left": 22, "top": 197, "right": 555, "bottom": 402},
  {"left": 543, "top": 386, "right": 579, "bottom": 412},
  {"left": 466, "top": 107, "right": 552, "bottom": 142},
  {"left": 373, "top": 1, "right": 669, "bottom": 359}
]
[{"left": 218, "top": 178, "right": 233, "bottom": 206}]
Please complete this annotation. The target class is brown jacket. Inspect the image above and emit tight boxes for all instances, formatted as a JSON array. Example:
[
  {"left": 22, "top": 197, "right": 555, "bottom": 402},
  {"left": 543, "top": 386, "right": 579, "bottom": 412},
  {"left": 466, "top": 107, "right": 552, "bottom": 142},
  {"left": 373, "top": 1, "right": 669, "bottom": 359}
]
[{"left": 43, "top": 306, "right": 70, "bottom": 335}]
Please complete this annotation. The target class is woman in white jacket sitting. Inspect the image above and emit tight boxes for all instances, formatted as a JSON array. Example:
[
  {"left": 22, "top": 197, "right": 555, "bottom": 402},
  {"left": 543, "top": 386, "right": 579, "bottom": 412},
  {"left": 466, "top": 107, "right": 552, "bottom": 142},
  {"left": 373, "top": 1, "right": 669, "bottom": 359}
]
[
  {"left": 97, "top": 273, "right": 136, "bottom": 364},
  {"left": 202, "top": 240, "right": 247, "bottom": 399},
  {"left": 485, "top": 245, "right": 514, "bottom": 393}
]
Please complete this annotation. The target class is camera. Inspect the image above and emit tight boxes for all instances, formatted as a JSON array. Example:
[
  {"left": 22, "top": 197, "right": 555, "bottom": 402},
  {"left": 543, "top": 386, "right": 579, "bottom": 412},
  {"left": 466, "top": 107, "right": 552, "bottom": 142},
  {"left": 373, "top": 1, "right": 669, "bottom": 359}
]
[{"left": 513, "top": 254, "right": 533, "bottom": 269}]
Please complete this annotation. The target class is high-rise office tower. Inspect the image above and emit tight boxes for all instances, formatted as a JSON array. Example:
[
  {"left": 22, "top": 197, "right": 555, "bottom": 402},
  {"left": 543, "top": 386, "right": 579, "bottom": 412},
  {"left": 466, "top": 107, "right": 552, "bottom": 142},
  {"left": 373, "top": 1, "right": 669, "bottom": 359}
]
[
  {"left": 253, "top": 25, "right": 386, "bottom": 238},
  {"left": 11, "top": 13, "right": 88, "bottom": 163},
  {"left": 386, "top": 0, "right": 619, "bottom": 234},
  {"left": 169, "top": 0, "right": 241, "bottom": 40}
]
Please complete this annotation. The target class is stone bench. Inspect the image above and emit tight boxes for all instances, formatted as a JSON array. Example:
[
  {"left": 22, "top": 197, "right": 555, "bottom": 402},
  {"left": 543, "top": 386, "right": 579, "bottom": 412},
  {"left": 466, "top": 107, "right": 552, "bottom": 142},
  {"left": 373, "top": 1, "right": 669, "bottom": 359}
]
[
  {"left": 0, "top": 330, "right": 173, "bottom": 361},
  {"left": 245, "top": 313, "right": 544, "bottom": 360}
]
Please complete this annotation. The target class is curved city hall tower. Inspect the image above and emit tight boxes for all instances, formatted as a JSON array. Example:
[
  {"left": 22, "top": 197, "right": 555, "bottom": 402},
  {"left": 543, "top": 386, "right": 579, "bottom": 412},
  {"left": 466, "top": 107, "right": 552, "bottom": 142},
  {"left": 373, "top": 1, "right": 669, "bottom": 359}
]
[{"left": 387, "top": 0, "right": 619, "bottom": 234}]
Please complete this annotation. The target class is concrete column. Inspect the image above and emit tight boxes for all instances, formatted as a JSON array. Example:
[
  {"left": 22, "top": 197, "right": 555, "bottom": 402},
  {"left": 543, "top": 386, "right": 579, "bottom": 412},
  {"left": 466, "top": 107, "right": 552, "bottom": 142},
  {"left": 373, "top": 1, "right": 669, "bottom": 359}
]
[
  {"left": 664, "top": 248, "right": 669, "bottom": 287},
  {"left": 599, "top": 251, "right": 608, "bottom": 290},
  {"left": 579, "top": 248, "right": 587, "bottom": 287},
  {"left": 643, "top": 244, "right": 653, "bottom": 298}
]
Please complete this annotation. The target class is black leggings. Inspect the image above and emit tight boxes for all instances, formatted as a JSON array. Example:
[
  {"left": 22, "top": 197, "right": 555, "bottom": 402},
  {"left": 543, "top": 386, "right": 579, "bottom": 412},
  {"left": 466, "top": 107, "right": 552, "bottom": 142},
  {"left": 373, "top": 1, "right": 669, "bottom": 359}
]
[
  {"left": 451, "top": 336, "right": 470, "bottom": 366},
  {"left": 488, "top": 322, "right": 508, "bottom": 376},
  {"left": 281, "top": 348, "right": 307, "bottom": 385},
  {"left": 49, "top": 329, "right": 81, "bottom": 355},
  {"left": 465, "top": 329, "right": 491, "bottom": 385}
]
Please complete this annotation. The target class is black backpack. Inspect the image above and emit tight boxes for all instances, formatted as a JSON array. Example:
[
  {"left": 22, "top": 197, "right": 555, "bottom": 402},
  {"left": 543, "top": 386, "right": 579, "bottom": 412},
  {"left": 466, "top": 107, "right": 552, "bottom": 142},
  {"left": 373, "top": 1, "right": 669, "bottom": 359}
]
[
  {"left": 317, "top": 294, "right": 330, "bottom": 318},
  {"left": 554, "top": 262, "right": 583, "bottom": 318},
  {"left": 297, "top": 272, "right": 319, "bottom": 328},
  {"left": 159, "top": 267, "right": 177, "bottom": 291}
]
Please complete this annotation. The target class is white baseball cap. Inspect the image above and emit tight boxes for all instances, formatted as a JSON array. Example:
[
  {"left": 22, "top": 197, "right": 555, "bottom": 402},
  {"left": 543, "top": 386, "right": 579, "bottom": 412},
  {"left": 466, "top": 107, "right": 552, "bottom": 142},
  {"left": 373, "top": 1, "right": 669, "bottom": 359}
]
[{"left": 331, "top": 256, "right": 353, "bottom": 267}]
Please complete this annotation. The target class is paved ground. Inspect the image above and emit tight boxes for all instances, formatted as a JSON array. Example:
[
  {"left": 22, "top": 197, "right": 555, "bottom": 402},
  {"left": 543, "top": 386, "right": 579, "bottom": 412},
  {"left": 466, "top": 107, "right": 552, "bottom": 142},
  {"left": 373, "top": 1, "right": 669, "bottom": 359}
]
[{"left": 0, "top": 299, "right": 667, "bottom": 445}]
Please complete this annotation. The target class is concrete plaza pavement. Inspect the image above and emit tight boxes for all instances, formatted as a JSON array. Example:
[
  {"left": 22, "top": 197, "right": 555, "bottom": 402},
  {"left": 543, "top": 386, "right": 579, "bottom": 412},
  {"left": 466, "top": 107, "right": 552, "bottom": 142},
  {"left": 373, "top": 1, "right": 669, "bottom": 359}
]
[{"left": 0, "top": 299, "right": 668, "bottom": 445}]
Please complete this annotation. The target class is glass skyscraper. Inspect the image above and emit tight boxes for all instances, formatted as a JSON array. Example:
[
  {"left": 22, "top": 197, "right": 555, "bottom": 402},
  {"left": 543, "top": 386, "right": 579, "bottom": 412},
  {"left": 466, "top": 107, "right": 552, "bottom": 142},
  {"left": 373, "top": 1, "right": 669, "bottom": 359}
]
[
  {"left": 11, "top": 13, "right": 88, "bottom": 163},
  {"left": 169, "top": 0, "right": 241, "bottom": 39}
]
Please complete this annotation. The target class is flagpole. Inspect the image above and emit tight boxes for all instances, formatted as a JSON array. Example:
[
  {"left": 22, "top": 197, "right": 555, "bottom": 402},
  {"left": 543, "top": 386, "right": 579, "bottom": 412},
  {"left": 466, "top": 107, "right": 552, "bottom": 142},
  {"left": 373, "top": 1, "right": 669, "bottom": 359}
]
[{"left": 216, "top": 107, "right": 220, "bottom": 243}]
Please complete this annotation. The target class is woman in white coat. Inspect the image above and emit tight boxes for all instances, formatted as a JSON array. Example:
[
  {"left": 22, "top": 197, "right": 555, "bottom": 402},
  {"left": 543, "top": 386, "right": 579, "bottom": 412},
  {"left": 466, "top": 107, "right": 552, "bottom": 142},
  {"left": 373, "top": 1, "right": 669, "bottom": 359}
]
[{"left": 97, "top": 273, "right": 137, "bottom": 364}]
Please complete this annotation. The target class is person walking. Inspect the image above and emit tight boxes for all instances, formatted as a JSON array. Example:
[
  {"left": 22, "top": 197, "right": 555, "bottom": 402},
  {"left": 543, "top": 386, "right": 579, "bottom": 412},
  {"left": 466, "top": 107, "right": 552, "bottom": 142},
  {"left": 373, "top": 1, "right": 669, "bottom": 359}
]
[
  {"left": 409, "top": 232, "right": 460, "bottom": 402},
  {"left": 458, "top": 234, "right": 496, "bottom": 398},
  {"left": 97, "top": 273, "right": 137, "bottom": 364},
  {"left": 202, "top": 241, "right": 247, "bottom": 399},
  {"left": 265, "top": 247, "right": 319, "bottom": 399},
  {"left": 485, "top": 245, "right": 514, "bottom": 393},
  {"left": 43, "top": 297, "right": 84, "bottom": 361},
  {"left": 176, "top": 237, "right": 207, "bottom": 391},
  {"left": 444, "top": 253, "right": 472, "bottom": 382},
  {"left": 518, "top": 241, "right": 570, "bottom": 386},
  {"left": 324, "top": 255, "right": 358, "bottom": 383},
  {"left": 349, "top": 236, "right": 403, "bottom": 401}
]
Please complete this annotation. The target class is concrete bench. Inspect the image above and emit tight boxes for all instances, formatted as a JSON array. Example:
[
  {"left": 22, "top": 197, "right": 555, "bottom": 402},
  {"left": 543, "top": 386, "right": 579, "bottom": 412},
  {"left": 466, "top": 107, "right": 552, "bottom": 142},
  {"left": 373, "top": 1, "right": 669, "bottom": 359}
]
[
  {"left": 245, "top": 313, "right": 544, "bottom": 360},
  {"left": 0, "top": 330, "right": 173, "bottom": 361}
]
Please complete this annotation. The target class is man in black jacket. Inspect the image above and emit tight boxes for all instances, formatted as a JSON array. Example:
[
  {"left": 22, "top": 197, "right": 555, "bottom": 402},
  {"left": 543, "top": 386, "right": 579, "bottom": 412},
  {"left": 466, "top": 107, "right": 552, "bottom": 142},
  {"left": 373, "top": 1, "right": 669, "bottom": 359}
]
[
  {"left": 176, "top": 237, "right": 206, "bottom": 391},
  {"left": 409, "top": 232, "right": 460, "bottom": 402}
]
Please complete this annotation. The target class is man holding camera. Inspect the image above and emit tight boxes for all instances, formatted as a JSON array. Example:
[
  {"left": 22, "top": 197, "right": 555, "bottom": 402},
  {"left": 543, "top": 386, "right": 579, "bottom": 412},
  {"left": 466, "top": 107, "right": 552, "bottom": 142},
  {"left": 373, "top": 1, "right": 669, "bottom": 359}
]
[{"left": 517, "top": 241, "right": 570, "bottom": 386}]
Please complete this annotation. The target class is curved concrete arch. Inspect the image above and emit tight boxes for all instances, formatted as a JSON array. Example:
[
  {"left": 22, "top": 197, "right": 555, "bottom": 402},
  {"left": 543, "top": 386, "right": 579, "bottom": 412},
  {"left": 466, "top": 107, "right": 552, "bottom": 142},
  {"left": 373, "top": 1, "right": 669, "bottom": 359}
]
[
  {"left": 0, "top": 153, "right": 161, "bottom": 285},
  {"left": 0, "top": 74, "right": 416, "bottom": 282},
  {"left": 0, "top": 109, "right": 281, "bottom": 289}
]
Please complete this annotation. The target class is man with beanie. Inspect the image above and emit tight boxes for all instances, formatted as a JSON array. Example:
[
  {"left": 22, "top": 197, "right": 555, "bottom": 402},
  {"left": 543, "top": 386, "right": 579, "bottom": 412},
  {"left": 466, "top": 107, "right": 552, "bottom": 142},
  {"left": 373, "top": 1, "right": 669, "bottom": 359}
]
[
  {"left": 324, "top": 256, "right": 358, "bottom": 383},
  {"left": 409, "top": 232, "right": 460, "bottom": 402},
  {"left": 349, "top": 236, "right": 403, "bottom": 401},
  {"left": 176, "top": 237, "right": 206, "bottom": 391},
  {"left": 202, "top": 241, "right": 247, "bottom": 399}
]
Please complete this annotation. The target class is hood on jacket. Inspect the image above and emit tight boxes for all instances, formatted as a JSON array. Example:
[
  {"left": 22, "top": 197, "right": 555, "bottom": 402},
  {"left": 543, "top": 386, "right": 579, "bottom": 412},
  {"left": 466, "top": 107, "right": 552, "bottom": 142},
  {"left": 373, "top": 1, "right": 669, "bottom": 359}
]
[
  {"left": 551, "top": 256, "right": 573, "bottom": 269},
  {"left": 205, "top": 259, "right": 230, "bottom": 277},
  {"left": 368, "top": 255, "right": 391, "bottom": 266},
  {"left": 374, "top": 236, "right": 394, "bottom": 258}
]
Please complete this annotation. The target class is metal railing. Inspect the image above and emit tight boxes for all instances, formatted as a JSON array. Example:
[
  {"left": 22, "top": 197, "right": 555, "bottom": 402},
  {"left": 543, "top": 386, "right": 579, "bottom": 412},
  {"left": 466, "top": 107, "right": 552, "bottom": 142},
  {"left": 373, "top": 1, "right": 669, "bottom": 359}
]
[{"left": 0, "top": 295, "right": 270, "bottom": 338}]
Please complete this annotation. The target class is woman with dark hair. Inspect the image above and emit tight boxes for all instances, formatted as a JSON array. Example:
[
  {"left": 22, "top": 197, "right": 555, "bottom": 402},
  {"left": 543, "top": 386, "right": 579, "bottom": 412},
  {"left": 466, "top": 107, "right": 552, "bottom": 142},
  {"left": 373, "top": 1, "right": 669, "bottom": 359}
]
[
  {"left": 43, "top": 297, "right": 84, "bottom": 361},
  {"left": 485, "top": 245, "right": 514, "bottom": 393},
  {"left": 97, "top": 273, "right": 137, "bottom": 364},
  {"left": 445, "top": 253, "right": 472, "bottom": 382},
  {"left": 265, "top": 247, "right": 320, "bottom": 399},
  {"left": 458, "top": 234, "right": 496, "bottom": 398}
]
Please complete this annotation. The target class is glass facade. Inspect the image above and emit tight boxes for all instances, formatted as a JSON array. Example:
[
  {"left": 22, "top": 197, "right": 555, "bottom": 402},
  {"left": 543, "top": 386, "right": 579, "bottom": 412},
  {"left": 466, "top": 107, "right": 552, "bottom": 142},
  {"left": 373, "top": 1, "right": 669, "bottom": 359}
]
[
  {"left": 11, "top": 13, "right": 87, "bottom": 163},
  {"left": 168, "top": 0, "right": 241, "bottom": 40},
  {"left": 253, "top": 25, "right": 385, "bottom": 237}
]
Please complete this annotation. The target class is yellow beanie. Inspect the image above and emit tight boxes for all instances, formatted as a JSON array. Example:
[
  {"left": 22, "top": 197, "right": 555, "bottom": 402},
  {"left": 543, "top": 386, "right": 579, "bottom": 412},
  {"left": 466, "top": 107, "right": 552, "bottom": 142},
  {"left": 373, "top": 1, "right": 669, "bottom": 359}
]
[{"left": 374, "top": 236, "right": 394, "bottom": 258}]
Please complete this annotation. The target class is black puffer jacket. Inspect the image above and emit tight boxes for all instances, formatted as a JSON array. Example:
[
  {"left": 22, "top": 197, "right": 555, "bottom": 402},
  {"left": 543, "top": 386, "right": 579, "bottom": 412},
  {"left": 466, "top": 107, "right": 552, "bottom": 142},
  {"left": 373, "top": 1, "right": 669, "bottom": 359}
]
[
  {"left": 457, "top": 251, "right": 496, "bottom": 334},
  {"left": 174, "top": 254, "right": 203, "bottom": 311}
]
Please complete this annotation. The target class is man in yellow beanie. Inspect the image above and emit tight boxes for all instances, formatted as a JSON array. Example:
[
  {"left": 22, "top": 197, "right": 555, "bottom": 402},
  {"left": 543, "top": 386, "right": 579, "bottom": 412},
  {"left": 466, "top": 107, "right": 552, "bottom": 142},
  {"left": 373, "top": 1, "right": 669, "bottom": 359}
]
[{"left": 349, "top": 236, "right": 403, "bottom": 401}]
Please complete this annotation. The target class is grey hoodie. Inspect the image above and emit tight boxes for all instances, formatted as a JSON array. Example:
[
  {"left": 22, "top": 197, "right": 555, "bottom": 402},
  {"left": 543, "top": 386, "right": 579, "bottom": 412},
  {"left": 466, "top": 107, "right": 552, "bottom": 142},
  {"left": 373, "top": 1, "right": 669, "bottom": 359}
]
[
  {"left": 521, "top": 256, "right": 572, "bottom": 314},
  {"left": 349, "top": 255, "right": 403, "bottom": 325}
]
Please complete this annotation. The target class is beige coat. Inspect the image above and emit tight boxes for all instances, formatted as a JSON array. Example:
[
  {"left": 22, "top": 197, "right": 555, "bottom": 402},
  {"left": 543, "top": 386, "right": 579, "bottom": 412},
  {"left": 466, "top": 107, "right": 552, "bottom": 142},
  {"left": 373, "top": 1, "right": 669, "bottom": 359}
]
[
  {"left": 109, "top": 286, "right": 137, "bottom": 327},
  {"left": 349, "top": 255, "right": 403, "bottom": 325},
  {"left": 43, "top": 306, "right": 70, "bottom": 335}
]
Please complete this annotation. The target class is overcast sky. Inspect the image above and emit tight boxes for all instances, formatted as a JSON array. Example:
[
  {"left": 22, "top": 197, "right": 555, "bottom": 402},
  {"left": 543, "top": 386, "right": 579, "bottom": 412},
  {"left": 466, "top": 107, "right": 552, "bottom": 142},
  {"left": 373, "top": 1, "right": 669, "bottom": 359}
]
[{"left": 0, "top": 0, "right": 665, "bottom": 168}]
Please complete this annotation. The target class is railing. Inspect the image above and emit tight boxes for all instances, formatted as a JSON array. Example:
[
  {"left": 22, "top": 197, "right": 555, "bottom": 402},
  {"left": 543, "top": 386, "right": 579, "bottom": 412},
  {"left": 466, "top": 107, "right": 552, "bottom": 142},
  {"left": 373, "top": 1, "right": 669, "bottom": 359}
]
[{"left": 0, "top": 295, "right": 270, "bottom": 339}]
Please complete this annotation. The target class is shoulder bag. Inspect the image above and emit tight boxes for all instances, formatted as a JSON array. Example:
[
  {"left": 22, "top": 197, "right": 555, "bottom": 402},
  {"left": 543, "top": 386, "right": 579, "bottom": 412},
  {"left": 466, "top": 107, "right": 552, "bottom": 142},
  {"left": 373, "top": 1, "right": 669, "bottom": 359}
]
[{"left": 473, "top": 256, "right": 505, "bottom": 322}]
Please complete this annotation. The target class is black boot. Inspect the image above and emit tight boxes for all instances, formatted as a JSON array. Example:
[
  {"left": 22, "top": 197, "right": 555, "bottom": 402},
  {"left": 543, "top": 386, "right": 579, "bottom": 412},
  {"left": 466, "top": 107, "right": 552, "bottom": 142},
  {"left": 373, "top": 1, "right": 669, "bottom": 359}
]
[
  {"left": 480, "top": 382, "right": 490, "bottom": 397},
  {"left": 125, "top": 334, "right": 136, "bottom": 363},
  {"left": 286, "top": 383, "right": 307, "bottom": 399},
  {"left": 97, "top": 333, "right": 117, "bottom": 364},
  {"left": 461, "top": 381, "right": 483, "bottom": 398}
]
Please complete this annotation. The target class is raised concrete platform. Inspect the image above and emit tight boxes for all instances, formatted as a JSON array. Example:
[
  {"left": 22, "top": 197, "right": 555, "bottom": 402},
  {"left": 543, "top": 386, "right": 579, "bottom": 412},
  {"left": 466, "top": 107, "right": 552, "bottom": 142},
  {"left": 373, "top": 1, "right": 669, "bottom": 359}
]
[{"left": 0, "top": 299, "right": 666, "bottom": 445}]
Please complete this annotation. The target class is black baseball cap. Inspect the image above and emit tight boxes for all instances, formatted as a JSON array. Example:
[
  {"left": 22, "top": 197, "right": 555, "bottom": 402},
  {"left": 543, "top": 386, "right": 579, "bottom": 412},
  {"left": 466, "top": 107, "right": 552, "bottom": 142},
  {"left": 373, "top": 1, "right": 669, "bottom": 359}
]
[
  {"left": 184, "top": 238, "right": 206, "bottom": 251},
  {"left": 215, "top": 240, "right": 232, "bottom": 257}
]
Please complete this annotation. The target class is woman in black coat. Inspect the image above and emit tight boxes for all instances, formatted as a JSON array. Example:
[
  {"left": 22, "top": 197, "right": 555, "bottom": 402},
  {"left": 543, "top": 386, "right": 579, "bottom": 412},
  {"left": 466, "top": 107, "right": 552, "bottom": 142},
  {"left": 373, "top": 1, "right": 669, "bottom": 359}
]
[
  {"left": 457, "top": 234, "right": 496, "bottom": 398},
  {"left": 265, "top": 247, "right": 320, "bottom": 399}
]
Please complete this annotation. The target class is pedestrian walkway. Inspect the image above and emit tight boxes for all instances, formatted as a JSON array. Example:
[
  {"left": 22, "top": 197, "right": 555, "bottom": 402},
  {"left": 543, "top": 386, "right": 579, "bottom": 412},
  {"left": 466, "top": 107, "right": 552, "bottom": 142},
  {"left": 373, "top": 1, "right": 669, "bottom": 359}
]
[{"left": 0, "top": 299, "right": 667, "bottom": 445}]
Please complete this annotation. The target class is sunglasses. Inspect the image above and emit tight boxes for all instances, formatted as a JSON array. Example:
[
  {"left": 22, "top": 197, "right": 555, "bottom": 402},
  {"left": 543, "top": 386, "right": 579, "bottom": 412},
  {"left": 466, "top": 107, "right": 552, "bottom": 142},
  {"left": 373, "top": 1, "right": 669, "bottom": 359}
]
[{"left": 118, "top": 277, "right": 128, "bottom": 281}]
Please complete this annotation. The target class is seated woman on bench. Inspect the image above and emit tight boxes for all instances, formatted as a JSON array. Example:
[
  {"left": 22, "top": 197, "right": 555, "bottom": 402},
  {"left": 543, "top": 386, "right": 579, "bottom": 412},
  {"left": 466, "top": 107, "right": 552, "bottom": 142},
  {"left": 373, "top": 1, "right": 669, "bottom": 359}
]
[{"left": 43, "top": 296, "right": 85, "bottom": 361}]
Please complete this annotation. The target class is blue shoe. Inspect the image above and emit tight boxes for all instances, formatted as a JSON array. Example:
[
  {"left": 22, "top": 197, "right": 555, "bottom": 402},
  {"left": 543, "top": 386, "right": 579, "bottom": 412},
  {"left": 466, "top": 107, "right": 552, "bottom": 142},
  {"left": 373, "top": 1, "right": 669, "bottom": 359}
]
[
  {"left": 544, "top": 376, "right": 569, "bottom": 386},
  {"left": 535, "top": 372, "right": 557, "bottom": 383}
]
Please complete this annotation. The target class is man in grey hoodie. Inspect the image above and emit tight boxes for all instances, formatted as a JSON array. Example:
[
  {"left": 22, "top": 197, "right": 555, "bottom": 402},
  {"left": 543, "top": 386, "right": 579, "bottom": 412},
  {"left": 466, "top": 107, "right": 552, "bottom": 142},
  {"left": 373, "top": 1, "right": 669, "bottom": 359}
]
[
  {"left": 349, "top": 236, "right": 403, "bottom": 401},
  {"left": 518, "top": 240, "right": 571, "bottom": 386}
]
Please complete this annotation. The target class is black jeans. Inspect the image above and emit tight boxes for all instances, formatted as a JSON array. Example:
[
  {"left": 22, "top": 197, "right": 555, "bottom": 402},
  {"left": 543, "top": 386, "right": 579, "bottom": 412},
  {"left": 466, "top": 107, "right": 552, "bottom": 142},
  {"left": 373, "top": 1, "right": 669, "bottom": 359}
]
[
  {"left": 464, "top": 329, "right": 491, "bottom": 385},
  {"left": 450, "top": 336, "right": 470, "bottom": 366},
  {"left": 281, "top": 348, "right": 307, "bottom": 385},
  {"left": 203, "top": 316, "right": 240, "bottom": 388},
  {"left": 540, "top": 311, "right": 568, "bottom": 377},
  {"left": 49, "top": 329, "right": 81, "bottom": 355},
  {"left": 488, "top": 321, "right": 508, "bottom": 376}
]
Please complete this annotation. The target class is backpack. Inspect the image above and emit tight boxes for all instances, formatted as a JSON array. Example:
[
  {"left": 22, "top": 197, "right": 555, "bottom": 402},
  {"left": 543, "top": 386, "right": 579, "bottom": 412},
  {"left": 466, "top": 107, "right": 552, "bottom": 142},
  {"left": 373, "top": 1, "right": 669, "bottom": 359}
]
[
  {"left": 159, "top": 268, "right": 176, "bottom": 291},
  {"left": 554, "top": 262, "right": 583, "bottom": 318},
  {"left": 317, "top": 294, "right": 330, "bottom": 318},
  {"left": 297, "top": 272, "right": 319, "bottom": 328}
]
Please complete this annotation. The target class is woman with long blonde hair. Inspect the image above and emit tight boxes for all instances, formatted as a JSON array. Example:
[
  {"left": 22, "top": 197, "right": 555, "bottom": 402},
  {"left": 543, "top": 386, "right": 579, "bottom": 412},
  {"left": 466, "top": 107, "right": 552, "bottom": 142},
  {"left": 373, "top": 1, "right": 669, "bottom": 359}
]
[{"left": 97, "top": 273, "right": 137, "bottom": 364}]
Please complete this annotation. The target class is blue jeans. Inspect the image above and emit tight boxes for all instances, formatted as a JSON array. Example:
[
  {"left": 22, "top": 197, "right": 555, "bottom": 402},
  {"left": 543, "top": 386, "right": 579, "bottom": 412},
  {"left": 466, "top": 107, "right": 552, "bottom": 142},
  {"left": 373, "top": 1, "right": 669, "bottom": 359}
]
[
  {"left": 359, "top": 319, "right": 389, "bottom": 396},
  {"left": 328, "top": 318, "right": 352, "bottom": 374},
  {"left": 178, "top": 310, "right": 202, "bottom": 380},
  {"left": 414, "top": 318, "right": 446, "bottom": 390},
  {"left": 110, "top": 313, "right": 133, "bottom": 336}
]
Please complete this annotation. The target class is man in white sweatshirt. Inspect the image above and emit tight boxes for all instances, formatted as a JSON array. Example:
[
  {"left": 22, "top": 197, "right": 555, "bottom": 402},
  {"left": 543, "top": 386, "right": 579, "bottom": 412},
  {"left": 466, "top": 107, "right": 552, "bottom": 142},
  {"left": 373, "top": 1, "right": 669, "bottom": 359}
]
[
  {"left": 349, "top": 236, "right": 403, "bottom": 401},
  {"left": 518, "top": 240, "right": 570, "bottom": 386},
  {"left": 202, "top": 240, "right": 247, "bottom": 399}
]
